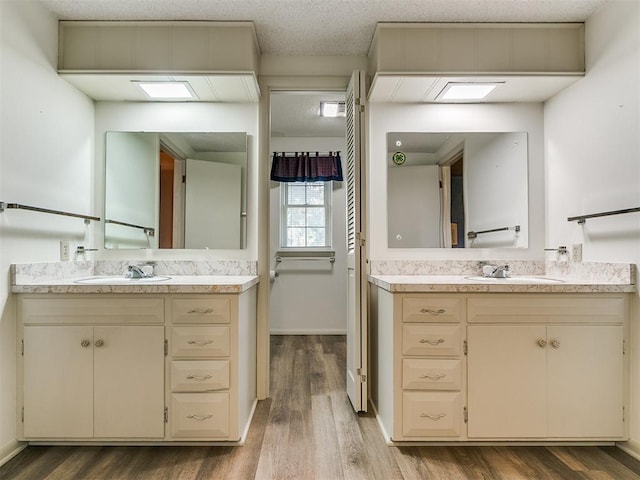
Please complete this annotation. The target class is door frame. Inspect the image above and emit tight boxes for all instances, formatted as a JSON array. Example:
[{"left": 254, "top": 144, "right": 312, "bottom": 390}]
[{"left": 256, "top": 76, "right": 356, "bottom": 399}]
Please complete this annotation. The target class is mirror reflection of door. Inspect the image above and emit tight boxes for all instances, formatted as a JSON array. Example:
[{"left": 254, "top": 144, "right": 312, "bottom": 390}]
[{"left": 450, "top": 155, "right": 465, "bottom": 248}]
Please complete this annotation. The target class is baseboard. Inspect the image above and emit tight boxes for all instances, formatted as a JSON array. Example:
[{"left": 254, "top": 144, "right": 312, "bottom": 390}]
[
  {"left": 617, "top": 439, "right": 640, "bottom": 461},
  {"left": 0, "top": 440, "right": 26, "bottom": 467},
  {"left": 269, "top": 329, "right": 346, "bottom": 335}
]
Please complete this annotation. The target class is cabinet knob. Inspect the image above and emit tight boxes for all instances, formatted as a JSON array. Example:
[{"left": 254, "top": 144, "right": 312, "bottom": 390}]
[
  {"left": 420, "top": 308, "right": 446, "bottom": 315},
  {"left": 550, "top": 339, "right": 560, "bottom": 349},
  {"left": 81, "top": 340, "right": 91, "bottom": 348},
  {"left": 94, "top": 339, "right": 105, "bottom": 347},
  {"left": 419, "top": 338, "right": 445, "bottom": 346},
  {"left": 537, "top": 339, "right": 547, "bottom": 348}
]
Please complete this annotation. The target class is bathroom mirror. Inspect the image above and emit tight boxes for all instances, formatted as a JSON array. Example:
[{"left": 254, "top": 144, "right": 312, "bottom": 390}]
[
  {"left": 387, "top": 132, "right": 528, "bottom": 248},
  {"left": 104, "top": 131, "right": 247, "bottom": 249}
]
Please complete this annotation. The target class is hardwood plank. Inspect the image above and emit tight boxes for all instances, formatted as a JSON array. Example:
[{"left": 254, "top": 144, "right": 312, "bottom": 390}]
[{"left": 311, "top": 395, "right": 345, "bottom": 480}]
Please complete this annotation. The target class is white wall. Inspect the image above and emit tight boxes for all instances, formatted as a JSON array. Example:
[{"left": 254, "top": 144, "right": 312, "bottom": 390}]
[
  {"left": 269, "top": 137, "right": 347, "bottom": 334},
  {"left": 0, "top": 0, "right": 95, "bottom": 461},
  {"left": 388, "top": 165, "right": 440, "bottom": 248},
  {"left": 368, "top": 103, "right": 545, "bottom": 261},
  {"left": 544, "top": 0, "right": 640, "bottom": 452},
  {"left": 465, "top": 132, "right": 529, "bottom": 249},
  {"left": 104, "top": 132, "right": 159, "bottom": 249},
  {"left": 94, "top": 102, "right": 259, "bottom": 260}
]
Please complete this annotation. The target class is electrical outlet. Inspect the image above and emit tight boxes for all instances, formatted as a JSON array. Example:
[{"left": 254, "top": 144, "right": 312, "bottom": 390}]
[
  {"left": 571, "top": 243, "right": 582, "bottom": 263},
  {"left": 59, "top": 240, "right": 70, "bottom": 261}
]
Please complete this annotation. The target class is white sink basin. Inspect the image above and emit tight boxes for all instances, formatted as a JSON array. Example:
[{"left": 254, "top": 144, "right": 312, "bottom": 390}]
[
  {"left": 464, "top": 275, "right": 564, "bottom": 284},
  {"left": 74, "top": 275, "right": 172, "bottom": 285}
]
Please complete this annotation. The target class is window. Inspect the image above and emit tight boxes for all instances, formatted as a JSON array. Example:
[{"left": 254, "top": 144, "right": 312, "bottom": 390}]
[{"left": 280, "top": 182, "right": 331, "bottom": 248}]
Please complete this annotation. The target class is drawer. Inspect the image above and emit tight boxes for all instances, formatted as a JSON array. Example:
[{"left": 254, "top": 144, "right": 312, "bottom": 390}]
[
  {"left": 20, "top": 297, "right": 164, "bottom": 325},
  {"left": 402, "top": 324, "right": 462, "bottom": 356},
  {"left": 402, "top": 297, "right": 463, "bottom": 323},
  {"left": 402, "top": 392, "right": 462, "bottom": 438},
  {"left": 170, "top": 393, "right": 229, "bottom": 439},
  {"left": 171, "top": 326, "right": 230, "bottom": 357},
  {"left": 171, "top": 360, "right": 230, "bottom": 392},
  {"left": 467, "top": 294, "right": 627, "bottom": 324},
  {"left": 403, "top": 359, "right": 461, "bottom": 390},
  {"left": 171, "top": 297, "right": 231, "bottom": 324}
]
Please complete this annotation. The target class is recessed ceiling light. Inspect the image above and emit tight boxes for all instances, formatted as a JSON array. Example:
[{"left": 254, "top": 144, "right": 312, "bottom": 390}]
[
  {"left": 320, "top": 101, "right": 346, "bottom": 117},
  {"left": 437, "top": 82, "right": 501, "bottom": 101},
  {"left": 134, "top": 81, "right": 196, "bottom": 99}
]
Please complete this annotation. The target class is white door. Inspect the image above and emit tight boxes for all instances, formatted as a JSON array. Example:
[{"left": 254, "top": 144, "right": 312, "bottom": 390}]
[
  {"left": 93, "top": 326, "right": 165, "bottom": 438},
  {"left": 346, "top": 70, "right": 368, "bottom": 412},
  {"left": 184, "top": 159, "right": 242, "bottom": 249},
  {"left": 23, "top": 326, "right": 94, "bottom": 438},
  {"left": 547, "top": 325, "right": 624, "bottom": 438},
  {"left": 467, "top": 325, "right": 547, "bottom": 438}
]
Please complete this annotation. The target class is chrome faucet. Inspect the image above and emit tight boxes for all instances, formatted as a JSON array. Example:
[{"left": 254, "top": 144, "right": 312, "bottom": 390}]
[
  {"left": 126, "top": 265, "right": 152, "bottom": 279},
  {"left": 489, "top": 264, "right": 510, "bottom": 278}
]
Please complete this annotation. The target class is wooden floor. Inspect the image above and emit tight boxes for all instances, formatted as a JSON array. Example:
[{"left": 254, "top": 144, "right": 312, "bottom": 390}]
[{"left": 3, "top": 335, "right": 640, "bottom": 479}]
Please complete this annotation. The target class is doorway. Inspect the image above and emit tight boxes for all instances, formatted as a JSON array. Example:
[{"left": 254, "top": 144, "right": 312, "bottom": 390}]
[{"left": 268, "top": 91, "right": 348, "bottom": 335}]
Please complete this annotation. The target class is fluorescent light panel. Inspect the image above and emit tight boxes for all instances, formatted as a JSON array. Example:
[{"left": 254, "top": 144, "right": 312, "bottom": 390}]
[
  {"left": 437, "top": 82, "right": 499, "bottom": 101},
  {"left": 320, "top": 101, "right": 346, "bottom": 117},
  {"left": 135, "top": 81, "right": 196, "bottom": 99}
]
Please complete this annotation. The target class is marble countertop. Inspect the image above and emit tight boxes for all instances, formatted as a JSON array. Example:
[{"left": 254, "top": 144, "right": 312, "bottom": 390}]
[
  {"left": 12, "top": 275, "right": 260, "bottom": 294},
  {"left": 369, "top": 274, "right": 636, "bottom": 293}
]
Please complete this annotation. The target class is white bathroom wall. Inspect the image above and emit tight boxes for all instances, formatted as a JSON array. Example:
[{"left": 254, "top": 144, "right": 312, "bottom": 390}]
[
  {"left": 387, "top": 165, "right": 441, "bottom": 248},
  {"left": 465, "top": 132, "right": 529, "bottom": 249},
  {"left": 0, "top": 0, "right": 95, "bottom": 461},
  {"left": 368, "top": 103, "right": 545, "bottom": 261},
  {"left": 94, "top": 102, "right": 259, "bottom": 260},
  {"left": 104, "top": 132, "right": 159, "bottom": 249},
  {"left": 269, "top": 137, "right": 347, "bottom": 334},
  {"left": 544, "top": 0, "right": 640, "bottom": 453}
]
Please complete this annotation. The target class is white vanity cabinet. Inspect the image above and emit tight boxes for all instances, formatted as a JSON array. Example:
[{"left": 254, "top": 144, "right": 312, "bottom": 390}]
[
  {"left": 17, "top": 287, "right": 257, "bottom": 444},
  {"left": 371, "top": 288, "right": 630, "bottom": 443},
  {"left": 166, "top": 293, "right": 257, "bottom": 441},
  {"left": 372, "top": 291, "right": 467, "bottom": 441},
  {"left": 466, "top": 294, "right": 626, "bottom": 440},
  {"left": 19, "top": 297, "right": 165, "bottom": 439}
]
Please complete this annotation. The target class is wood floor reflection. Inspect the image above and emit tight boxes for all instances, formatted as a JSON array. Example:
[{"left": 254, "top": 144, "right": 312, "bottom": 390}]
[{"left": 2, "top": 335, "right": 640, "bottom": 479}]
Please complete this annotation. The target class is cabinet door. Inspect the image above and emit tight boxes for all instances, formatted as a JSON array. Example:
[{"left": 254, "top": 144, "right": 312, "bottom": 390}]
[
  {"left": 93, "top": 326, "right": 165, "bottom": 438},
  {"left": 23, "top": 326, "right": 93, "bottom": 438},
  {"left": 467, "top": 325, "right": 547, "bottom": 438},
  {"left": 547, "top": 325, "right": 624, "bottom": 438}
]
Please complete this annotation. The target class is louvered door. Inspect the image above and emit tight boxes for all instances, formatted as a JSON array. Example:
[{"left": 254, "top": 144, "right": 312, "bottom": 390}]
[{"left": 346, "top": 70, "right": 368, "bottom": 412}]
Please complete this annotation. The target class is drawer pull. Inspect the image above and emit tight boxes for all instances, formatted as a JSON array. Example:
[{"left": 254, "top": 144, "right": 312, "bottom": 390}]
[
  {"left": 420, "top": 373, "right": 446, "bottom": 381},
  {"left": 420, "top": 413, "right": 446, "bottom": 421},
  {"left": 187, "top": 308, "right": 214, "bottom": 315},
  {"left": 419, "top": 338, "right": 445, "bottom": 346},
  {"left": 186, "top": 374, "right": 213, "bottom": 381},
  {"left": 537, "top": 339, "right": 547, "bottom": 348},
  {"left": 187, "top": 339, "right": 214, "bottom": 346},
  {"left": 81, "top": 340, "right": 91, "bottom": 348},
  {"left": 420, "top": 308, "right": 446, "bottom": 315},
  {"left": 187, "top": 414, "right": 213, "bottom": 421}
]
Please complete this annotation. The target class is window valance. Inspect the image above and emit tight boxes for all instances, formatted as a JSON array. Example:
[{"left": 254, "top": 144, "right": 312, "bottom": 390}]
[{"left": 270, "top": 152, "right": 343, "bottom": 183}]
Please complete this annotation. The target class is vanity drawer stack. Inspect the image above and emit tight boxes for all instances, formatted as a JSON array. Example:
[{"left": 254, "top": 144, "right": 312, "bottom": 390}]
[
  {"left": 397, "top": 296, "right": 466, "bottom": 440},
  {"left": 168, "top": 296, "right": 236, "bottom": 440}
]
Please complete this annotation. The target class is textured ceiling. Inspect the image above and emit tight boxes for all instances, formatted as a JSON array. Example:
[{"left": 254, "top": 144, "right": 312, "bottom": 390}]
[{"left": 40, "top": 0, "right": 609, "bottom": 56}]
